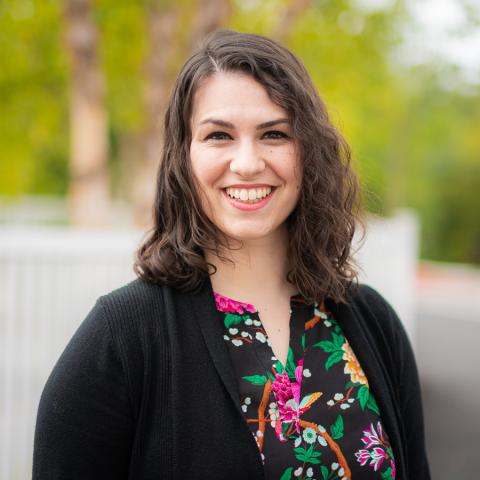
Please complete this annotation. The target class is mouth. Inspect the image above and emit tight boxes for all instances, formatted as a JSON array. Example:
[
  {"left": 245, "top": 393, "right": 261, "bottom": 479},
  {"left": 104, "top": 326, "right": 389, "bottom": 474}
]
[{"left": 223, "top": 186, "right": 276, "bottom": 205}]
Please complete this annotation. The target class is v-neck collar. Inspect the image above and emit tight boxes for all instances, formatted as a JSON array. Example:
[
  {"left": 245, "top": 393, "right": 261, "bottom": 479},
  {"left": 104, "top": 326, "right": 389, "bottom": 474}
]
[
  {"left": 212, "top": 290, "right": 311, "bottom": 370},
  {"left": 187, "top": 276, "right": 406, "bottom": 479},
  {"left": 186, "top": 276, "right": 244, "bottom": 413}
]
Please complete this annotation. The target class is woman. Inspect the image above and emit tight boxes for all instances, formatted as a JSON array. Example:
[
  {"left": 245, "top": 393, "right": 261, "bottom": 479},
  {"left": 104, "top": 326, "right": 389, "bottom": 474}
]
[{"left": 33, "top": 30, "right": 430, "bottom": 479}]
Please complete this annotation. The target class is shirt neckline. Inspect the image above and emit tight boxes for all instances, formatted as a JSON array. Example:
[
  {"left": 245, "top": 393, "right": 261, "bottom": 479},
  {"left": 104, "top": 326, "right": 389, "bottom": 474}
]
[{"left": 213, "top": 290, "right": 309, "bottom": 315}]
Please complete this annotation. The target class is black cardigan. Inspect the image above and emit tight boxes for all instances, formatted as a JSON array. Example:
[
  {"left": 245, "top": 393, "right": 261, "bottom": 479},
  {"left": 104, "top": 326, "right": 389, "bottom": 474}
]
[{"left": 33, "top": 278, "right": 430, "bottom": 479}]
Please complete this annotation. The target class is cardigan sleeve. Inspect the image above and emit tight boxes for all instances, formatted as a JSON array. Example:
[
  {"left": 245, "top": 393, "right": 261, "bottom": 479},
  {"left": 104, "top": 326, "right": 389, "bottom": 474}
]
[
  {"left": 32, "top": 298, "right": 134, "bottom": 479},
  {"left": 378, "top": 291, "right": 431, "bottom": 480}
]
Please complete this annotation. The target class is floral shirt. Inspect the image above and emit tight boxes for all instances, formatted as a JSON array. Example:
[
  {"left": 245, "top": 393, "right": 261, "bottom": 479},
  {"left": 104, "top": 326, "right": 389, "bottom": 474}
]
[{"left": 214, "top": 291, "right": 396, "bottom": 480}]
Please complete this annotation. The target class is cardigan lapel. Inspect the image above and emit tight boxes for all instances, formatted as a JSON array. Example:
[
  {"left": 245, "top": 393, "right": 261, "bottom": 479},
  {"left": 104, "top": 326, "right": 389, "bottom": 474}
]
[
  {"left": 325, "top": 290, "right": 406, "bottom": 480},
  {"left": 183, "top": 278, "right": 407, "bottom": 478},
  {"left": 186, "top": 276, "right": 245, "bottom": 415}
]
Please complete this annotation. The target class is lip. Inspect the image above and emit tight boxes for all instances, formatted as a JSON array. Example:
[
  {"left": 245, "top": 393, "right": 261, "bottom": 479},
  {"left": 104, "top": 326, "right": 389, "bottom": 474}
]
[{"left": 222, "top": 187, "right": 275, "bottom": 211}]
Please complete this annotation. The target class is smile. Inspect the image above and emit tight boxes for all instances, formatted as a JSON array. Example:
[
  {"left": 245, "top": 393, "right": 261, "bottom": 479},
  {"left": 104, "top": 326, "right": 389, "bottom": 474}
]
[
  {"left": 224, "top": 186, "right": 273, "bottom": 203},
  {"left": 222, "top": 186, "right": 276, "bottom": 211}
]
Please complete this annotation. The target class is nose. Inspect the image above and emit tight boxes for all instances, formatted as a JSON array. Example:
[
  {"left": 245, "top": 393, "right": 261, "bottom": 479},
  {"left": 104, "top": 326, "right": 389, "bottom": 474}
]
[{"left": 229, "top": 140, "right": 265, "bottom": 177}]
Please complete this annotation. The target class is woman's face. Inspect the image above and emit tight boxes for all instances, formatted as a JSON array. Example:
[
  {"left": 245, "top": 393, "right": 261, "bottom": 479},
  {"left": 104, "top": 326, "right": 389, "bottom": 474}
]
[{"left": 189, "top": 71, "right": 302, "bottom": 244}]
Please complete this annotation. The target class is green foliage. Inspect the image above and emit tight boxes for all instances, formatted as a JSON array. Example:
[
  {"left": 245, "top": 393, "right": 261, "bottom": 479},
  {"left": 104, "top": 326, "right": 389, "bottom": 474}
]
[
  {"left": 223, "top": 313, "right": 243, "bottom": 328},
  {"left": 285, "top": 347, "right": 296, "bottom": 378},
  {"left": 330, "top": 414, "right": 344, "bottom": 440},
  {"left": 280, "top": 467, "right": 293, "bottom": 480},
  {"left": 366, "top": 393, "right": 380, "bottom": 415},
  {"left": 381, "top": 466, "right": 394, "bottom": 480},
  {"left": 95, "top": 0, "right": 147, "bottom": 132},
  {"left": 314, "top": 330, "right": 345, "bottom": 370},
  {"left": 357, "top": 384, "right": 370, "bottom": 410},
  {"left": 321, "top": 465, "right": 329, "bottom": 480},
  {"left": 0, "top": 0, "right": 69, "bottom": 195},
  {"left": 0, "top": 0, "right": 478, "bottom": 264},
  {"left": 294, "top": 444, "right": 322, "bottom": 464},
  {"left": 241, "top": 374, "right": 267, "bottom": 385}
]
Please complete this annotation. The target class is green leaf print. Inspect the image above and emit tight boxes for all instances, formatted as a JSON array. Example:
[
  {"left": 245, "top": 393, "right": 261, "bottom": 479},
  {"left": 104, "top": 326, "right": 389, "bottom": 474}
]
[
  {"left": 330, "top": 415, "right": 344, "bottom": 440},
  {"left": 224, "top": 313, "right": 243, "bottom": 329},
  {"left": 267, "top": 371, "right": 276, "bottom": 382},
  {"left": 366, "top": 393, "right": 380, "bottom": 415},
  {"left": 306, "top": 445, "right": 321, "bottom": 458},
  {"left": 293, "top": 447, "right": 309, "bottom": 462},
  {"left": 275, "top": 360, "right": 285, "bottom": 374},
  {"left": 301, "top": 333, "right": 306, "bottom": 351},
  {"left": 331, "top": 332, "right": 345, "bottom": 347},
  {"left": 294, "top": 445, "right": 321, "bottom": 464},
  {"left": 280, "top": 467, "right": 293, "bottom": 480},
  {"left": 357, "top": 385, "right": 370, "bottom": 410},
  {"left": 381, "top": 467, "right": 394, "bottom": 480},
  {"left": 325, "top": 350, "right": 344, "bottom": 370},
  {"left": 286, "top": 347, "right": 296, "bottom": 378},
  {"left": 242, "top": 374, "right": 267, "bottom": 385},
  {"left": 313, "top": 340, "right": 338, "bottom": 352},
  {"left": 321, "top": 465, "right": 329, "bottom": 480}
]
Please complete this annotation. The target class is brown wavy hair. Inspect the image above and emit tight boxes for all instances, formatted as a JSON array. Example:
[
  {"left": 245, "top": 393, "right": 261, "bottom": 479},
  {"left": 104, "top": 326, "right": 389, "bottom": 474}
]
[{"left": 134, "top": 29, "right": 363, "bottom": 304}]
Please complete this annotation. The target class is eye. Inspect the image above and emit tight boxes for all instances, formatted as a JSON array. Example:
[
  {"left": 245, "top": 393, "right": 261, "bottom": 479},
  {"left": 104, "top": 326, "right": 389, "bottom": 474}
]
[
  {"left": 263, "top": 130, "right": 289, "bottom": 140},
  {"left": 205, "top": 131, "right": 231, "bottom": 141}
]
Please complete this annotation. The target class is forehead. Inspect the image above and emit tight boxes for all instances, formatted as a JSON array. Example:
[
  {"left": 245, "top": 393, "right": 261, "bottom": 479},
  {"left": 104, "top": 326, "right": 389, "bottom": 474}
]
[{"left": 190, "top": 71, "right": 288, "bottom": 126}]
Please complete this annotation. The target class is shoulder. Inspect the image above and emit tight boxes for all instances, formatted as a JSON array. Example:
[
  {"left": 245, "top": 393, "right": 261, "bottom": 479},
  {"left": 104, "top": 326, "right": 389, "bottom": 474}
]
[
  {"left": 345, "top": 282, "right": 405, "bottom": 335},
  {"left": 346, "top": 282, "right": 394, "bottom": 314},
  {"left": 339, "top": 282, "right": 414, "bottom": 364},
  {"left": 96, "top": 278, "right": 167, "bottom": 331},
  {"left": 58, "top": 278, "right": 166, "bottom": 362},
  {"left": 74, "top": 278, "right": 173, "bottom": 368},
  {"left": 99, "top": 277, "right": 165, "bottom": 312},
  {"left": 343, "top": 282, "right": 416, "bottom": 375}
]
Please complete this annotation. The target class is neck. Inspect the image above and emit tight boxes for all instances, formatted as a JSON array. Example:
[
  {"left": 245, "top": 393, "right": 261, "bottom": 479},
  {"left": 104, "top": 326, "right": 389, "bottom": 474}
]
[{"left": 205, "top": 225, "right": 297, "bottom": 301}]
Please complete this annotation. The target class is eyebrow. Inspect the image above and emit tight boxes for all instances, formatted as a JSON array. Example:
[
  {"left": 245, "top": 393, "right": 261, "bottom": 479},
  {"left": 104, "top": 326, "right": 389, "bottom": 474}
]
[{"left": 198, "top": 117, "right": 291, "bottom": 130}]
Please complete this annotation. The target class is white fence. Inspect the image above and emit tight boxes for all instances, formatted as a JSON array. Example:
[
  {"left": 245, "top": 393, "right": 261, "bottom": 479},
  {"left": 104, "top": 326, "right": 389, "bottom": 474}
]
[{"left": 0, "top": 211, "right": 418, "bottom": 479}]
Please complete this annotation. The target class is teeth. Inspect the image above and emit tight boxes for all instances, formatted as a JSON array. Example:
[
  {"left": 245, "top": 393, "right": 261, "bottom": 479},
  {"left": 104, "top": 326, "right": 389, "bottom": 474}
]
[{"left": 225, "top": 187, "right": 273, "bottom": 202}]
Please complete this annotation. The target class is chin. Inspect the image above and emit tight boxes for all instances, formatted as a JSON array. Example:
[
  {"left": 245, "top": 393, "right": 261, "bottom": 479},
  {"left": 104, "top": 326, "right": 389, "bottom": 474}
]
[{"left": 220, "top": 224, "right": 280, "bottom": 243}]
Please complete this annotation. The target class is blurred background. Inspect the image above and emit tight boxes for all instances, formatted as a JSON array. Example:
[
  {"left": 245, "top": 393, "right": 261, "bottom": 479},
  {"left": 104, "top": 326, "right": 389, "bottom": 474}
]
[{"left": 0, "top": 0, "right": 479, "bottom": 478}]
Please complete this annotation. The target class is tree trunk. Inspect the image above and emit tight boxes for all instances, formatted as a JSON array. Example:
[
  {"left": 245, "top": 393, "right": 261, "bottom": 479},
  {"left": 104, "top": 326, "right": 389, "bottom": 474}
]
[
  {"left": 190, "top": 0, "right": 231, "bottom": 50},
  {"left": 131, "top": 0, "right": 231, "bottom": 228},
  {"left": 64, "top": 0, "right": 110, "bottom": 227},
  {"left": 271, "top": 0, "right": 311, "bottom": 43},
  {"left": 131, "top": 3, "right": 181, "bottom": 228}
]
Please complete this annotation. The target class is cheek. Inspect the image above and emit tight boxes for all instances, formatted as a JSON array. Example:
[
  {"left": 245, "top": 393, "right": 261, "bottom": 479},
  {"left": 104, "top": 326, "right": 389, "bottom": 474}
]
[
  {"left": 278, "top": 149, "right": 302, "bottom": 187},
  {"left": 290, "top": 149, "right": 302, "bottom": 189},
  {"left": 189, "top": 144, "right": 204, "bottom": 182},
  {"left": 294, "top": 163, "right": 303, "bottom": 188},
  {"left": 190, "top": 144, "right": 224, "bottom": 189}
]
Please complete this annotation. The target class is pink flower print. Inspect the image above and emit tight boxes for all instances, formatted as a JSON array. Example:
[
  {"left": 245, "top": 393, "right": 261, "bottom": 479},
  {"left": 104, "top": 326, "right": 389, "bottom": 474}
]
[
  {"left": 270, "top": 359, "right": 321, "bottom": 442},
  {"left": 391, "top": 458, "right": 396, "bottom": 479},
  {"left": 271, "top": 372, "right": 300, "bottom": 414},
  {"left": 355, "top": 449, "right": 371, "bottom": 467},
  {"left": 295, "top": 358, "right": 304, "bottom": 384},
  {"left": 355, "top": 422, "right": 395, "bottom": 478},
  {"left": 369, "top": 447, "right": 388, "bottom": 471},
  {"left": 213, "top": 292, "right": 257, "bottom": 314},
  {"left": 361, "top": 421, "right": 384, "bottom": 448},
  {"left": 355, "top": 447, "right": 387, "bottom": 471},
  {"left": 271, "top": 370, "right": 302, "bottom": 438}
]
